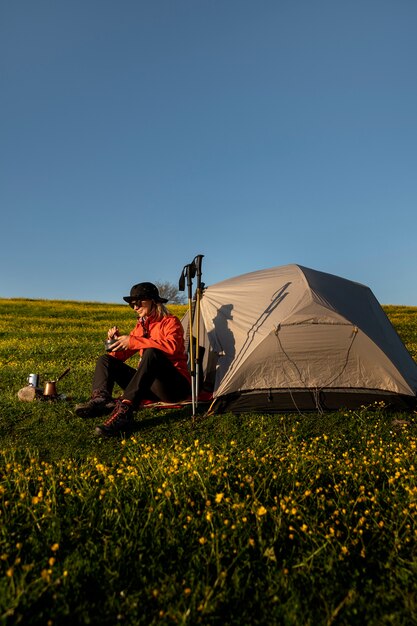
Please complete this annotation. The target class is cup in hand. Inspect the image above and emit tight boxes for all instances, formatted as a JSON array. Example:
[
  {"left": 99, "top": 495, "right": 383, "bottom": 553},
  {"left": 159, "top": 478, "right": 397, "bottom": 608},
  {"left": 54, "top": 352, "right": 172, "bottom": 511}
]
[{"left": 104, "top": 338, "right": 118, "bottom": 351}]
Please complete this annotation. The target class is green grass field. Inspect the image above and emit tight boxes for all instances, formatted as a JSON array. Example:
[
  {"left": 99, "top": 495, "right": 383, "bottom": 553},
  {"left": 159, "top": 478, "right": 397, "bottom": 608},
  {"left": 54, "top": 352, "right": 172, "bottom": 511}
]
[{"left": 0, "top": 299, "right": 416, "bottom": 625}]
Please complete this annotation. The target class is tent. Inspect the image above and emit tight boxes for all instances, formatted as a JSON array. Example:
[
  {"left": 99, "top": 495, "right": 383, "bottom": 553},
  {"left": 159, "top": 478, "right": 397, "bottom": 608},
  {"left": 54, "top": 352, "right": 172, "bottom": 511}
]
[{"left": 189, "top": 264, "right": 417, "bottom": 413}]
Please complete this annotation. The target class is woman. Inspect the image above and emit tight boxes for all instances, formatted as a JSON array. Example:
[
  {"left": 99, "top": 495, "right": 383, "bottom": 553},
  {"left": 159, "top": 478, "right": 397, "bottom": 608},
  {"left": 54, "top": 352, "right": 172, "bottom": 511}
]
[{"left": 75, "top": 282, "right": 191, "bottom": 436}]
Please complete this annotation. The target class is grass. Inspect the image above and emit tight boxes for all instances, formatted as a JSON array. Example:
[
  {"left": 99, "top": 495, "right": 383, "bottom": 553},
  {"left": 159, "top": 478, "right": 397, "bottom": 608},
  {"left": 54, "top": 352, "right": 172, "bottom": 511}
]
[{"left": 0, "top": 298, "right": 416, "bottom": 625}]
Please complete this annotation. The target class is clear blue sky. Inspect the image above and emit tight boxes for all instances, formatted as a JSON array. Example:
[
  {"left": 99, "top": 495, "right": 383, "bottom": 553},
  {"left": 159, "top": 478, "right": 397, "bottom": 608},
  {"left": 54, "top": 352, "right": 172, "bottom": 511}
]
[{"left": 1, "top": 0, "right": 416, "bottom": 305}]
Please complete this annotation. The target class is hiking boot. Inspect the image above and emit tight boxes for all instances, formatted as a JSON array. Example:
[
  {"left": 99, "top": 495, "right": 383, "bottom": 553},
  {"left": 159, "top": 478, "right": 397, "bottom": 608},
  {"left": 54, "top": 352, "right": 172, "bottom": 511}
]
[
  {"left": 75, "top": 391, "right": 116, "bottom": 418},
  {"left": 95, "top": 401, "right": 134, "bottom": 437}
]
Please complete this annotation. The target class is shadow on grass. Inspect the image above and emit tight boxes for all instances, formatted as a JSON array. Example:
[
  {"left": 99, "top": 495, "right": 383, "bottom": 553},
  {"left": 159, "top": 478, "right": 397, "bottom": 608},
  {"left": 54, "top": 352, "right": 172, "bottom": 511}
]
[{"left": 130, "top": 404, "right": 213, "bottom": 433}]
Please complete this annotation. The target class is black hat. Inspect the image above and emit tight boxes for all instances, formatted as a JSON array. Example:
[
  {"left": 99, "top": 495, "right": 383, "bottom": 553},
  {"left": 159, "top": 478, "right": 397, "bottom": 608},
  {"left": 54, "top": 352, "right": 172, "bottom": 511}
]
[{"left": 123, "top": 282, "right": 168, "bottom": 304}]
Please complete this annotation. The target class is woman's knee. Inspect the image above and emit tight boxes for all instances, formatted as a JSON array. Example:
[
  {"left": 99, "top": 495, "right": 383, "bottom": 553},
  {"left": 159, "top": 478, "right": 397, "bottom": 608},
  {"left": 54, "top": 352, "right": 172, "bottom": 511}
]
[
  {"left": 140, "top": 348, "right": 164, "bottom": 364},
  {"left": 96, "top": 353, "right": 128, "bottom": 372},
  {"left": 97, "top": 354, "right": 111, "bottom": 365}
]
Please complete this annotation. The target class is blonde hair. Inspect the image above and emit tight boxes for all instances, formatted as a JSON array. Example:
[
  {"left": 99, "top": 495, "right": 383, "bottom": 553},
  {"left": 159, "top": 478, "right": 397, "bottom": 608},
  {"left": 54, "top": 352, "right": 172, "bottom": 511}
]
[{"left": 153, "top": 302, "right": 170, "bottom": 320}]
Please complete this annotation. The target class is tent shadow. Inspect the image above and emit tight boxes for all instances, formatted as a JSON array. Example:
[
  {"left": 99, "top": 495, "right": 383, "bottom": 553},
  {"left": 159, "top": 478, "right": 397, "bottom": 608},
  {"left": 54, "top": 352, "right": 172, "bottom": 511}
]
[{"left": 226, "top": 281, "right": 291, "bottom": 375}]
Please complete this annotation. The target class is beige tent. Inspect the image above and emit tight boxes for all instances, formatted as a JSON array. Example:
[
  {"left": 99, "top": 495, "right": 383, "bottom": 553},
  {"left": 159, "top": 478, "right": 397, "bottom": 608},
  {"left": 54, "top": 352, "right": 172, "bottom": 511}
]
[{"left": 193, "top": 264, "right": 417, "bottom": 413}]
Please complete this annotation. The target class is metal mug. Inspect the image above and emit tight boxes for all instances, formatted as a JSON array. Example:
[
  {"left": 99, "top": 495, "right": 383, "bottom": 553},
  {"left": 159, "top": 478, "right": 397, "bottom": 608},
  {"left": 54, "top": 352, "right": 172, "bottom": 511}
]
[
  {"left": 104, "top": 338, "right": 118, "bottom": 351},
  {"left": 28, "top": 373, "right": 40, "bottom": 387}
]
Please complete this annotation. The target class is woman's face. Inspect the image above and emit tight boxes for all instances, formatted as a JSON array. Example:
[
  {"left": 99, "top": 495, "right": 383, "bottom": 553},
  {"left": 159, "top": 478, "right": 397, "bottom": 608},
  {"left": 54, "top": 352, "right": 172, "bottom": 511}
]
[{"left": 131, "top": 299, "right": 154, "bottom": 318}]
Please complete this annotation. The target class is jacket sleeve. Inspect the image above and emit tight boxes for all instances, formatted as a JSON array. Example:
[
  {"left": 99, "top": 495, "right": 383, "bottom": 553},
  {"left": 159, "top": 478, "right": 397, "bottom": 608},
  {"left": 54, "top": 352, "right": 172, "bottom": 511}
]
[{"left": 128, "top": 316, "right": 185, "bottom": 355}]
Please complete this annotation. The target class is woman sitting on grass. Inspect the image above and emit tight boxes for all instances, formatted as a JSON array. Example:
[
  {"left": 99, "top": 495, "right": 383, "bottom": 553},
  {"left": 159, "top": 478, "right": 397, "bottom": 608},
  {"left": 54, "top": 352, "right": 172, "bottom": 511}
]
[{"left": 75, "top": 282, "right": 191, "bottom": 437}]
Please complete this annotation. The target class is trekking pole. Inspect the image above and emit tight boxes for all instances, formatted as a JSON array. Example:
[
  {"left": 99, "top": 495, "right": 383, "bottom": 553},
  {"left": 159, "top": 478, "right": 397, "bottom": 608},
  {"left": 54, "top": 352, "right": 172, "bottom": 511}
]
[
  {"left": 193, "top": 254, "right": 204, "bottom": 409},
  {"left": 179, "top": 262, "right": 196, "bottom": 416}
]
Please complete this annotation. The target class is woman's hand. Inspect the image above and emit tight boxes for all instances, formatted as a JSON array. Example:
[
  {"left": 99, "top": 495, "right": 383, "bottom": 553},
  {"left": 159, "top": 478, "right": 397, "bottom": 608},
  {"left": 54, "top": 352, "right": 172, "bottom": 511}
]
[
  {"left": 107, "top": 326, "right": 119, "bottom": 340},
  {"left": 109, "top": 335, "right": 130, "bottom": 351}
]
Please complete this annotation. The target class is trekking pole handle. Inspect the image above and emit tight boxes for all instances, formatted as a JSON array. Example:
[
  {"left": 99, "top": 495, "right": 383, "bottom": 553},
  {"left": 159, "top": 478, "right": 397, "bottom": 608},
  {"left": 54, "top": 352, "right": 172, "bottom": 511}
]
[
  {"left": 179, "top": 263, "right": 195, "bottom": 292},
  {"left": 193, "top": 255, "right": 204, "bottom": 283},
  {"left": 186, "top": 262, "right": 196, "bottom": 290}
]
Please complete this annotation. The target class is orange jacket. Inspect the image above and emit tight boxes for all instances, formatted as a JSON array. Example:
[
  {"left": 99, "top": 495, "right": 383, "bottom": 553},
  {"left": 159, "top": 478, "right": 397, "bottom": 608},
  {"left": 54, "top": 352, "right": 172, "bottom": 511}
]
[{"left": 111, "top": 314, "right": 190, "bottom": 382}]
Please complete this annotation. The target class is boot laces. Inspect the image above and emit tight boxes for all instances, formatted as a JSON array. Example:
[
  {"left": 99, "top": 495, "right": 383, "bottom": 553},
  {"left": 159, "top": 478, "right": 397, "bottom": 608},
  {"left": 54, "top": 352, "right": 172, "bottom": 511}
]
[{"left": 103, "top": 401, "right": 131, "bottom": 426}]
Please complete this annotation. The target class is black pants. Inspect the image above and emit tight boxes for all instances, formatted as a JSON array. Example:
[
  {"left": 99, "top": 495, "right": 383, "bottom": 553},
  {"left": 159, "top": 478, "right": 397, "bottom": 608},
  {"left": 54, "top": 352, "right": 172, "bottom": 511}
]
[{"left": 92, "top": 348, "right": 191, "bottom": 408}]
